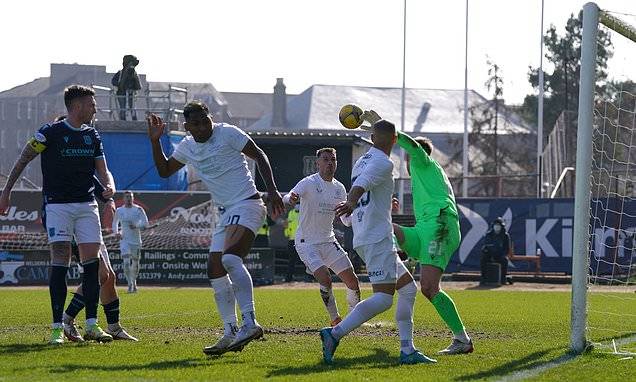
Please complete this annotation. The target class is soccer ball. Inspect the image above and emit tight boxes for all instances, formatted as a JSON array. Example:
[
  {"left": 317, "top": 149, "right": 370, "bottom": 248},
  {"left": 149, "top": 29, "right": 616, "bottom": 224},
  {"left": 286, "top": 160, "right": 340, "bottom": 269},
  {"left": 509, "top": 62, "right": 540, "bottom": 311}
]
[{"left": 339, "top": 104, "right": 363, "bottom": 129}]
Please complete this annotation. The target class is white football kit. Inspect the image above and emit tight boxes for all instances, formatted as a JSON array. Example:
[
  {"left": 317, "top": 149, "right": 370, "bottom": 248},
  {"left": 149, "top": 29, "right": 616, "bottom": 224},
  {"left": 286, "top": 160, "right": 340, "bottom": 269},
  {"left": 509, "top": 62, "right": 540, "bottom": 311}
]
[
  {"left": 350, "top": 147, "right": 407, "bottom": 284},
  {"left": 172, "top": 123, "right": 266, "bottom": 252},
  {"left": 112, "top": 204, "right": 148, "bottom": 258},
  {"left": 285, "top": 173, "right": 353, "bottom": 274}
]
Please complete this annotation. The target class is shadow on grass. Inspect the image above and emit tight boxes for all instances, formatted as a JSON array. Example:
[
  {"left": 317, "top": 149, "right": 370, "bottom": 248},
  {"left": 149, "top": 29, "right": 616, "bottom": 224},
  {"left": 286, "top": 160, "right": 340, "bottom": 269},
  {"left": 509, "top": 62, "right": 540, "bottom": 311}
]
[
  {"left": 48, "top": 357, "right": 227, "bottom": 374},
  {"left": 0, "top": 342, "right": 88, "bottom": 355},
  {"left": 266, "top": 347, "right": 400, "bottom": 378},
  {"left": 455, "top": 347, "right": 572, "bottom": 381}
]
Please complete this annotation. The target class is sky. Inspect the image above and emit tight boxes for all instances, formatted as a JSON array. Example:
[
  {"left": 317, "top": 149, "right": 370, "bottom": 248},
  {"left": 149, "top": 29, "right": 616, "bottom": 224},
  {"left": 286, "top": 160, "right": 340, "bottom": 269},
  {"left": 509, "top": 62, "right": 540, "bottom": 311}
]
[{"left": 0, "top": 0, "right": 634, "bottom": 104}]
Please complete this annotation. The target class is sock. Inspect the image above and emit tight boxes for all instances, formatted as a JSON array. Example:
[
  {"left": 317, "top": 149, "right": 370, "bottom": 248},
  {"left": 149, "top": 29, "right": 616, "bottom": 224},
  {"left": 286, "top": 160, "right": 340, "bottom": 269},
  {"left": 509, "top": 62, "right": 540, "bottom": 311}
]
[
  {"left": 345, "top": 287, "right": 361, "bottom": 312},
  {"left": 431, "top": 290, "right": 470, "bottom": 343},
  {"left": 396, "top": 281, "right": 417, "bottom": 354},
  {"left": 222, "top": 254, "right": 256, "bottom": 327},
  {"left": 103, "top": 299, "right": 120, "bottom": 325},
  {"left": 210, "top": 276, "right": 238, "bottom": 336},
  {"left": 49, "top": 265, "right": 69, "bottom": 325},
  {"left": 132, "top": 257, "right": 140, "bottom": 281},
  {"left": 332, "top": 292, "right": 393, "bottom": 340},
  {"left": 81, "top": 259, "right": 100, "bottom": 323},
  {"left": 64, "top": 293, "right": 85, "bottom": 321},
  {"left": 319, "top": 285, "right": 340, "bottom": 321},
  {"left": 123, "top": 257, "right": 132, "bottom": 287}
]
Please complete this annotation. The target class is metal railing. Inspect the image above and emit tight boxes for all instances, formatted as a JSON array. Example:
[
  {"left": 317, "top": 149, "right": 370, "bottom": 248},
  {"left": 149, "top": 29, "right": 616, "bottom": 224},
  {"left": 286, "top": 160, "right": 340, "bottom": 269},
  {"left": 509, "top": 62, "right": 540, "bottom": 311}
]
[{"left": 91, "top": 84, "right": 188, "bottom": 122}]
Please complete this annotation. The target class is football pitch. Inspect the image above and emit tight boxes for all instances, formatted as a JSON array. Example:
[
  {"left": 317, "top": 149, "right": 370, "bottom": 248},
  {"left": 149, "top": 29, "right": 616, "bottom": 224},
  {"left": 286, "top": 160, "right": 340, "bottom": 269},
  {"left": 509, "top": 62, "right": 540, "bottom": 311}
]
[{"left": 0, "top": 284, "right": 633, "bottom": 381}]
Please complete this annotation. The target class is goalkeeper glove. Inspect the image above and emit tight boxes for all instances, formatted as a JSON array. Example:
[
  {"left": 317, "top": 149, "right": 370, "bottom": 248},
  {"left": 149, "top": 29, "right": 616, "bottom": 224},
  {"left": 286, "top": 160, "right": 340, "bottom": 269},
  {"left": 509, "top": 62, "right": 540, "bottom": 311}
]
[{"left": 359, "top": 110, "right": 382, "bottom": 130}]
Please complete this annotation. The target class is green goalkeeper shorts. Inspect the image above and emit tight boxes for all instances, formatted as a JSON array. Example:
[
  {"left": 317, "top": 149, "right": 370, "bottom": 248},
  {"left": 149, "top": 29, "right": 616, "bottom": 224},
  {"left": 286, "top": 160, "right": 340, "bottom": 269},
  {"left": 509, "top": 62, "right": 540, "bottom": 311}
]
[{"left": 399, "top": 208, "right": 461, "bottom": 271}]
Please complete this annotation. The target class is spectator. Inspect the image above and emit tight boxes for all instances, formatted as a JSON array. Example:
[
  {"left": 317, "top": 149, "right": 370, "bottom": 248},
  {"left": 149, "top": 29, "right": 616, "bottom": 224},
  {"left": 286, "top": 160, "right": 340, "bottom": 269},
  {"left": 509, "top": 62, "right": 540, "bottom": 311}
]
[
  {"left": 111, "top": 55, "right": 141, "bottom": 121},
  {"left": 480, "top": 217, "right": 512, "bottom": 285}
]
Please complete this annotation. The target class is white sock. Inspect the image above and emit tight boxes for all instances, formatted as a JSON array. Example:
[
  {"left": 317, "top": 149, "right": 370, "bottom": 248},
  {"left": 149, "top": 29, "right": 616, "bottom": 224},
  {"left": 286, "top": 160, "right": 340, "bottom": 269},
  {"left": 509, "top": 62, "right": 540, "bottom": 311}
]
[
  {"left": 123, "top": 258, "right": 132, "bottom": 286},
  {"left": 453, "top": 330, "right": 471, "bottom": 344},
  {"left": 319, "top": 285, "right": 340, "bottom": 321},
  {"left": 345, "top": 287, "right": 361, "bottom": 312},
  {"left": 222, "top": 254, "right": 257, "bottom": 327},
  {"left": 332, "top": 292, "right": 393, "bottom": 340},
  {"left": 396, "top": 281, "right": 417, "bottom": 354},
  {"left": 210, "top": 276, "right": 238, "bottom": 336},
  {"left": 132, "top": 258, "right": 140, "bottom": 279}
]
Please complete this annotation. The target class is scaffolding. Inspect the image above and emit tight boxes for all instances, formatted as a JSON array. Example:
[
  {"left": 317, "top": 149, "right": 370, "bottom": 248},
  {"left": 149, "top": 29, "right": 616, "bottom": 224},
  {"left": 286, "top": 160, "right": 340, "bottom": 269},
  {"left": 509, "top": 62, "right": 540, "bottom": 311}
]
[{"left": 91, "top": 84, "right": 188, "bottom": 122}]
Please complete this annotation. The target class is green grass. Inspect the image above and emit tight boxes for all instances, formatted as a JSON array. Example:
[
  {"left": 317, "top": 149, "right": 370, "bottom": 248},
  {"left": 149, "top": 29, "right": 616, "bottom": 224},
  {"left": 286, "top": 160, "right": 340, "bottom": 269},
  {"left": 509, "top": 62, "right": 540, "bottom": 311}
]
[{"left": 0, "top": 286, "right": 634, "bottom": 381}]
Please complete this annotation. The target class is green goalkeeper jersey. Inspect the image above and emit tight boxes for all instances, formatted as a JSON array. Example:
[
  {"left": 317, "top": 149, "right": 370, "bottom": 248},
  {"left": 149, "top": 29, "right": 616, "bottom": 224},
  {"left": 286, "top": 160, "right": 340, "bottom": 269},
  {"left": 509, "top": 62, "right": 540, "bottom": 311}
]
[{"left": 397, "top": 131, "right": 458, "bottom": 220}]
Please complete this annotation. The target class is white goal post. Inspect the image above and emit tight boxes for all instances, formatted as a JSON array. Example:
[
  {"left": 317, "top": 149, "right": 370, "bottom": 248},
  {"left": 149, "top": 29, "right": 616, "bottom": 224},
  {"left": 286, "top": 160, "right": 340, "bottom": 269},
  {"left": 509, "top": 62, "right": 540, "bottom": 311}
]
[{"left": 571, "top": 2, "right": 636, "bottom": 354}]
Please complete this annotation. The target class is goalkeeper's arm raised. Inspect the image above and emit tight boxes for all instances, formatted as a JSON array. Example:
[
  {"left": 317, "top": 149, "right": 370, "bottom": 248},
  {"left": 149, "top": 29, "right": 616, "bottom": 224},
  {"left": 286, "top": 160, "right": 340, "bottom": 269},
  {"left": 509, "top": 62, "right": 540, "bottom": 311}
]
[{"left": 360, "top": 109, "right": 428, "bottom": 162}]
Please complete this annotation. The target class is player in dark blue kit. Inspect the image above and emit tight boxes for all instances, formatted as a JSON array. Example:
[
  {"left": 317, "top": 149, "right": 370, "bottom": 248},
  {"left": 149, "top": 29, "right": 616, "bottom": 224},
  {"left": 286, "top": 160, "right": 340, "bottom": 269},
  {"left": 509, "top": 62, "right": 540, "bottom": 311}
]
[
  {"left": 42, "top": 174, "right": 138, "bottom": 342},
  {"left": 0, "top": 85, "right": 116, "bottom": 344}
]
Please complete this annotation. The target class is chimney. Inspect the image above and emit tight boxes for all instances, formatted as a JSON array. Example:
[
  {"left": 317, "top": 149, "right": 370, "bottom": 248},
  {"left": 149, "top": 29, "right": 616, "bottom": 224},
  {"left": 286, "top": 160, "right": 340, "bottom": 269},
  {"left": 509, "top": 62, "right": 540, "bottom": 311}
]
[{"left": 271, "top": 78, "right": 287, "bottom": 128}]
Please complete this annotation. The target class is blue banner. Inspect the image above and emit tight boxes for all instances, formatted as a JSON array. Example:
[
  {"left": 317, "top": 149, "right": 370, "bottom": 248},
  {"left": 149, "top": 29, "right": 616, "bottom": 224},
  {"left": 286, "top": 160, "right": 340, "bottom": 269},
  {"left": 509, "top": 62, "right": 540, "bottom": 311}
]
[{"left": 452, "top": 198, "right": 636, "bottom": 275}]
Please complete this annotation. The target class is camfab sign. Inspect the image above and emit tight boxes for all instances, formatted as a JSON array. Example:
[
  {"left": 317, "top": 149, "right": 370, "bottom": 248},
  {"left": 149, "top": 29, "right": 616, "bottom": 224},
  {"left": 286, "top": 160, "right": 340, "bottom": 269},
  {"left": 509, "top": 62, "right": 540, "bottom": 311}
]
[{"left": 452, "top": 198, "right": 636, "bottom": 275}]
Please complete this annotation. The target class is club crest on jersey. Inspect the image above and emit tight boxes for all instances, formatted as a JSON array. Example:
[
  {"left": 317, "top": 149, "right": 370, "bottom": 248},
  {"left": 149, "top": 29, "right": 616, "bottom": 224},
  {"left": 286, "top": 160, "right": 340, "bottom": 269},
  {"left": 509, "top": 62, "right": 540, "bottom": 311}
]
[
  {"left": 83, "top": 135, "right": 92, "bottom": 145},
  {"left": 34, "top": 132, "right": 46, "bottom": 143}
]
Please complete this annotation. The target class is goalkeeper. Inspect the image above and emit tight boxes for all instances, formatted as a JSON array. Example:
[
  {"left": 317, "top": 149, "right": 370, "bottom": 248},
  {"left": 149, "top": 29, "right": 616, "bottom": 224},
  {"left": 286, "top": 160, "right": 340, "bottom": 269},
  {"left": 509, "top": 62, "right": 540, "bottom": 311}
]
[{"left": 361, "top": 110, "right": 473, "bottom": 355}]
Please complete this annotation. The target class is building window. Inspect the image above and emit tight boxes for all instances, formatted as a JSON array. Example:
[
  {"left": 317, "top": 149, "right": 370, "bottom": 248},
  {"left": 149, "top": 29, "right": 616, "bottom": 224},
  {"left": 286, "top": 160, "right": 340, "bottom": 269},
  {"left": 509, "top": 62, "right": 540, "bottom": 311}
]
[
  {"left": 27, "top": 101, "right": 32, "bottom": 120},
  {"left": 0, "top": 102, "right": 4, "bottom": 120},
  {"left": 16, "top": 101, "right": 21, "bottom": 120},
  {"left": 0, "top": 130, "right": 5, "bottom": 149}
]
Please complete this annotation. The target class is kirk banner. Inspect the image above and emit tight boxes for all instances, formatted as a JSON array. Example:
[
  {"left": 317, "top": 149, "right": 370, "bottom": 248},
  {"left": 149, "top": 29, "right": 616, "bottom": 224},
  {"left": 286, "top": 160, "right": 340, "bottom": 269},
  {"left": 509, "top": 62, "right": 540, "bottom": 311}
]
[{"left": 453, "top": 198, "right": 636, "bottom": 275}]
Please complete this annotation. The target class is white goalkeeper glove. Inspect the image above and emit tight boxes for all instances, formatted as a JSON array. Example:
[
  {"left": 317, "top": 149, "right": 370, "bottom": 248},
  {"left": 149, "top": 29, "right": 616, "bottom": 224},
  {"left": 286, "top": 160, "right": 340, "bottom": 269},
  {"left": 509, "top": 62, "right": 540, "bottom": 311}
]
[{"left": 359, "top": 110, "right": 382, "bottom": 130}]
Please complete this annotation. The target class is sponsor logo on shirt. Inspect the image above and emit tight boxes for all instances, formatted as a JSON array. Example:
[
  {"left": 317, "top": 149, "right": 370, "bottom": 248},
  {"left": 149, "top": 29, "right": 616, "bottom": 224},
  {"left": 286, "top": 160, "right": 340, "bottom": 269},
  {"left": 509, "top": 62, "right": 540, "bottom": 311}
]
[{"left": 59, "top": 148, "right": 94, "bottom": 157}]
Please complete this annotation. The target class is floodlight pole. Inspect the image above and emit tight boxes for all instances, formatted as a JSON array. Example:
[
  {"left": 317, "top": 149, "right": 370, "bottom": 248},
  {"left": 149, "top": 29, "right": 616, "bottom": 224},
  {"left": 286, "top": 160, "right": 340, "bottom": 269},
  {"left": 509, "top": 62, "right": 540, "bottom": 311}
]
[
  {"left": 462, "top": 0, "right": 469, "bottom": 197},
  {"left": 537, "top": 0, "right": 545, "bottom": 198},
  {"left": 399, "top": 0, "right": 407, "bottom": 212}
]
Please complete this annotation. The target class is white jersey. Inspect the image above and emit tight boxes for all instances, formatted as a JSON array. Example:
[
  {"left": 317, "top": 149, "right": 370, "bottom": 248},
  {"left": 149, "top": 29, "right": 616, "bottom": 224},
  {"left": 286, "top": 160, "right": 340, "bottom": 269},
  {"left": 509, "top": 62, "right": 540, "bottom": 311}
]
[
  {"left": 172, "top": 123, "right": 258, "bottom": 207},
  {"left": 289, "top": 173, "right": 347, "bottom": 245},
  {"left": 112, "top": 204, "right": 148, "bottom": 245},
  {"left": 350, "top": 147, "right": 394, "bottom": 248}
]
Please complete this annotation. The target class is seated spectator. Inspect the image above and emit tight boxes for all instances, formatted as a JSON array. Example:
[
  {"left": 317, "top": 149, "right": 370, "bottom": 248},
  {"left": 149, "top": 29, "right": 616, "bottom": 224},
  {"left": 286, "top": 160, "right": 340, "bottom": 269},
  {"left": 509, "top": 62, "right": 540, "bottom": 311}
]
[{"left": 480, "top": 217, "right": 512, "bottom": 285}]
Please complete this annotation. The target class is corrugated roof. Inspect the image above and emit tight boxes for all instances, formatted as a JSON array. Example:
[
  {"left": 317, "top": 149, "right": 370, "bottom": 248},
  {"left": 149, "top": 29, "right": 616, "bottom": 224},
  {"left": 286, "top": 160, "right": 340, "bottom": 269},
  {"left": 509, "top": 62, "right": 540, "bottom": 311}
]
[{"left": 249, "top": 84, "right": 534, "bottom": 134}]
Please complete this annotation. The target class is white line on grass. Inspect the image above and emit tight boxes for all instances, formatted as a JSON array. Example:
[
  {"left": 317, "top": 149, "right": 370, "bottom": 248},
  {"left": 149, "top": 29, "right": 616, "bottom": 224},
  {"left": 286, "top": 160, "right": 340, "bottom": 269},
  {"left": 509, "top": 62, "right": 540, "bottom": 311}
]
[{"left": 494, "top": 353, "right": 576, "bottom": 382}]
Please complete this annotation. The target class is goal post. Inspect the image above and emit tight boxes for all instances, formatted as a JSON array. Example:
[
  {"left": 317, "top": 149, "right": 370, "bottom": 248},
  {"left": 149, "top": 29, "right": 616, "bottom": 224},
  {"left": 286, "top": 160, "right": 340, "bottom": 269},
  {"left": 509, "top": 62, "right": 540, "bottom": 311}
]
[
  {"left": 571, "top": 2, "right": 636, "bottom": 355},
  {"left": 570, "top": 2, "right": 598, "bottom": 355}
]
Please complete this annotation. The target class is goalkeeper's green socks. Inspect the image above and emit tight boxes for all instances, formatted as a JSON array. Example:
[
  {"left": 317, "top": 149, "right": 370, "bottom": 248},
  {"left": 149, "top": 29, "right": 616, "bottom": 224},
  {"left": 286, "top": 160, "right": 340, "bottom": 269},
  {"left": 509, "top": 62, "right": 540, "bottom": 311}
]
[{"left": 431, "top": 290, "right": 470, "bottom": 343}]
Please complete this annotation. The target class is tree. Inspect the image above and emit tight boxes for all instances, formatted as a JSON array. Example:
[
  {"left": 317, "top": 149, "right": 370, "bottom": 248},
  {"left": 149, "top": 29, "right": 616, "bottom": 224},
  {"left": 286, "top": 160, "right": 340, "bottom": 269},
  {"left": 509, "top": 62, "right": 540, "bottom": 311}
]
[
  {"left": 520, "top": 11, "right": 613, "bottom": 137},
  {"left": 449, "top": 59, "right": 536, "bottom": 197}
]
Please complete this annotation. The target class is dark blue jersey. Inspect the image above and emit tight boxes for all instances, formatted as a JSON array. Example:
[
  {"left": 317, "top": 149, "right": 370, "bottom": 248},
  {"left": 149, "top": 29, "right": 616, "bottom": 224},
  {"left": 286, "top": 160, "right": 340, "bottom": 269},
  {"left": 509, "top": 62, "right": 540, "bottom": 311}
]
[{"left": 33, "top": 120, "right": 104, "bottom": 204}]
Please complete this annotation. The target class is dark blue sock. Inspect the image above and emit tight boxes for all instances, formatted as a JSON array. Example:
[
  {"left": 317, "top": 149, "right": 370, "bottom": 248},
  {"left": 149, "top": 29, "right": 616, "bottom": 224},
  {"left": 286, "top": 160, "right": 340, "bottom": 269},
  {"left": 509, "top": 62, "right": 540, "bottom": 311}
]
[
  {"left": 103, "top": 299, "right": 120, "bottom": 325},
  {"left": 64, "top": 293, "right": 85, "bottom": 319},
  {"left": 49, "top": 265, "right": 68, "bottom": 324},
  {"left": 81, "top": 259, "right": 100, "bottom": 320}
]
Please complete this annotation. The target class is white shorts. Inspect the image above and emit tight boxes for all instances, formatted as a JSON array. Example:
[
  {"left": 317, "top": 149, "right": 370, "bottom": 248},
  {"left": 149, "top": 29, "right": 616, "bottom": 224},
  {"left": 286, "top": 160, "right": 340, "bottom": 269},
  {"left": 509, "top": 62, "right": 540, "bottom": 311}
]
[
  {"left": 355, "top": 236, "right": 409, "bottom": 284},
  {"left": 120, "top": 242, "right": 141, "bottom": 259},
  {"left": 210, "top": 198, "right": 267, "bottom": 253},
  {"left": 99, "top": 244, "right": 113, "bottom": 271},
  {"left": 295, "top": 241, "right": 353, "bottom": 275},
  {"left": 45, "top": 202, "right": 102, "bottom": 244}
]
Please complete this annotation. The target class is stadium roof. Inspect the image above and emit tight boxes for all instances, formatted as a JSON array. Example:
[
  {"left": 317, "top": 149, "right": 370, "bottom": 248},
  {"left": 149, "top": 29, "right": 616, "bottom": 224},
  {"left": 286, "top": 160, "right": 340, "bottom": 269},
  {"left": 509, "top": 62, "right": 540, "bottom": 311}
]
[
  {"left": 222, "top": 92, "right": 296, "bottom": 120},
  {"left": 248, "top": 84, "right": 534, "bottom": 134}
]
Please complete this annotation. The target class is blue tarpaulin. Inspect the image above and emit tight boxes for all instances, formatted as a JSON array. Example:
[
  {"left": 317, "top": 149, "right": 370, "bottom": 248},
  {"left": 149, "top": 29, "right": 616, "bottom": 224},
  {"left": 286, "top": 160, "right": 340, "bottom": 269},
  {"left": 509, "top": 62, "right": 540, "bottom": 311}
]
[{"left": 100, "top": 132, "right": 187, "bottom": 191}]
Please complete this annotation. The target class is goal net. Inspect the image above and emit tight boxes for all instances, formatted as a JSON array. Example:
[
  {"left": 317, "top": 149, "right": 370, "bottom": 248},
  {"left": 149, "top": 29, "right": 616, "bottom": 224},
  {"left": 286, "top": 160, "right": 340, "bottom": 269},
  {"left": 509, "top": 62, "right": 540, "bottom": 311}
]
[{"left": 572, "top": 3, "right": 636, "bottom": 355}]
